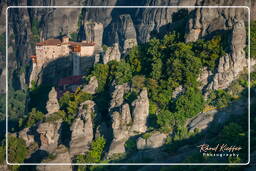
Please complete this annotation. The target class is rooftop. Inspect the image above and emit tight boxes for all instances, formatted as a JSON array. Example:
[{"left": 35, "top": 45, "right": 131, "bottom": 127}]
[{"left": 36, "top": 37, "right": 95, "bottom": 46}]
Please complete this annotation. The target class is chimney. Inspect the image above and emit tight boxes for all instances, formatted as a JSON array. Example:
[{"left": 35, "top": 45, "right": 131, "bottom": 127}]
[{"left": 62, "top": 36, "right": 69, "bottom": 43}]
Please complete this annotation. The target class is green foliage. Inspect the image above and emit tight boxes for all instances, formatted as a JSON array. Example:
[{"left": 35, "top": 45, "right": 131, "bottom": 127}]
[
  {"left": 25, "top": 108, "right": 44, "bottom": 127},
  {"left": 219, "top": 122, "right": 244, "bottom": 144},
  {"left": 76, "top": 136, "right": 106, "bottom": 170},
  {"left": 87, "top": 64, "right": 109, "bottom": 92},
  {"left": 149, "top": 100, "right": 158, "bottom": 115},
  {"left": 31, "top": 19, "right": 40, "bottom": 43},
  {"left": 59, "top": 90, "right": 92, "bottom": 124},
  {"left": 29, "top": 84, "right": 52, "bottom": 113},
  {"left": 124, "top": 91, "right": 138, "bottom": 105},
  {"left": 102, "top": 44, "right": 108, "bottom": 52},
  {"left": 0, "top": 94, "right": 5, "bottom": 120},
  {"left": 9, "top": 90, "right": 26, "bottom": 119},
  {"left": 125, "top": 137, "right": 137, "bottom": 153},
  {"left": 251, "top": 21, "right": 256, "bottom": 58},
  {"left": 0, "top": 33, "right": 6, "bottom": 55},
  {"left": 70, "top": 32, "right": 78, "bottom": 41},
  {"left": 85, "top": 136, "right": 106, "bottom": 162},
  {"left": 44, "top": 110, "right": 66, "bottom": 123},
  {"left": 175, "top": 88, "right": 205, "bottom": 118},
  {"left": 108, "top": 60, "right": 132, "bottom": 85},
  {"left": 157, "top": 110, "right": 175, "bottom": 132},
  {"left": 8, "top": 136, "right": 28, "bottom": 164},
  {"left": 126, "top": 46, "right": 142, "bottom": 73},
  {"left": 0, "top": 144, "right": 4, "bottom": 164},
  {"left": 208, "top": 89, "right": 233, "bottom": 108},
  {"left": 131, "top": 75, "right": 145, "bottom": 90},
  {"left": 192, "top": 35, "right": 225, "bottom": 71}
]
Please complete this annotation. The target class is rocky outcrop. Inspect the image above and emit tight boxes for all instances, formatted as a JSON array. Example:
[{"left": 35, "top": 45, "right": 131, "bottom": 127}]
[
  {"left": 104, "top": 14, "right": 137, "bottom": 53},
  {"left": 82, "top": 76, "right": 98, "bottom": 94},
  {"left": 46, "top": 87, "right": 60, "bottom": 115},
  {"left": 103, "top": 43, "right": 121, "bottom": 64},
  {"left": 130, "top": 89, "right": 149, "bottom": 134},
  {"left": 107, "top": 85, "right": 149, "bottom": 157},
  {"left": 69, "top": 100, "right": 94, "bottom": 156},
  {"left": 186, "top": 97, "right": 248, "bottom": 132},
  {"left": 18, "top": 128, "right": 35, "bottom": 147},
  {"left": 137, "top": 132, "right": 167, "bottom": 150},
  {"left": 37, "top": 121, "right": 62, "bottom": 153},
  {"left": 84, "top": 22, "right": 104, "bottom": 50},
  {"left": 207, "top": 21, "right": 247, "bottom": 90},
  {"left": 37, "top": 146, "right": 72, "bottom": 171}
]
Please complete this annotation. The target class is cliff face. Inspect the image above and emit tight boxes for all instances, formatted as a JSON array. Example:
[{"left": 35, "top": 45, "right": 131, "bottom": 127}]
[{"left": 0, "top": 0, "right": 254, "bottom": 93}]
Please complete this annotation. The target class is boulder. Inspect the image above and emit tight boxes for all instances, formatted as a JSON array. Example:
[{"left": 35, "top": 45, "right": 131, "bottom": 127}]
[{"left": 137, "top": 132, "right": 167, "bottom": 150}]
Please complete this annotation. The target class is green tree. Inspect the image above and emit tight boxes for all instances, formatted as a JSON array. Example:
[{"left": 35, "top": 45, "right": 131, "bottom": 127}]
[
  {"left": 87, "top": 64, "right": 109, "bottom": 92},
  {"left": 25, "top": 108, "right": 44, "bottom": 128},
  {"left": 175, "top": 88, "right": 204, "bottom": 118},
  {"left": 8, "top": 137, "right": 28, "bottom": 169},
  {"left": 126, "top": 46, "right": 142, "bottom": 73},
  {"left": 108, "top": 60, "right": 132, "bottom": 85}
]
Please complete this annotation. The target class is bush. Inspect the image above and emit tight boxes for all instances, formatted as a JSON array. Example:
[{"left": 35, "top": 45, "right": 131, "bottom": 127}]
[
  {"left": 175, "top": 87, "right": 204, "bottom": 118},
  {"left": 208, "top": 89, "right": 233, "bottom": 108},
  {"left": 76, "top": 136, "right": 106, "bottom": 171},
  {"left": 87, "top": 64, "right": 109, "bottom": 92},
  {"left": 108, "top": 60, "right": 132, "bottom": 85},
  {"left": 25, "top": 108, "right": 44, "bottom": 127},
  {"left": 157, "top": 110, "right": 176, "bottom": 132},
  {"left": 8, "top": 136, "right": 28, "bottom": 164}
]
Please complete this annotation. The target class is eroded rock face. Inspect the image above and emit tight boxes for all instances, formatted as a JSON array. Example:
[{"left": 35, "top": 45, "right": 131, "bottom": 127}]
[
  {"left": 46, "top": 87, "right": 60, "bottom": 115},
  {"left": 82, "top": 76, "right": 98, "bottom": 94},
  {"left": 130, "top": 89, "right": 149, "bottom": 134},
  {"left": 107, "top": 85, "right": 149, "bottom": 157},
  {"left": 103, "top": 43, "right": 121, "bottom": 64},
  {"left": 69, "top": 100, "right": 94, "bottom": 156},
  {"left": 207, "top": 21, "right": 247, "bottom": 90},
  {"left": 37, "top": 146, "right": 72, "bottom": 171},
  {"left": 137, "top": 132, "right": 167, "bottom": 150},
  {"left": 84, "top": 22, "right": 104, "bottom": 50},
  {"left": 37, "top": 121, "right": 62, "bottom": 153},
  {"left": 18, "top": 128, "right": 35, "bottom": 147}
]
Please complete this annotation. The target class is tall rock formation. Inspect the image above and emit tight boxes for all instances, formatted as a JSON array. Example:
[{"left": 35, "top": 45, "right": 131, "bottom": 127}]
[
  {"left": 69, "top": 100, "right": 94, "bottom": 156},
  {"left": 46, "top": 87, "right": 60, "bottom": 115},
  {"left": 107, "top": 84, "right": 149, "bottom": 158}
]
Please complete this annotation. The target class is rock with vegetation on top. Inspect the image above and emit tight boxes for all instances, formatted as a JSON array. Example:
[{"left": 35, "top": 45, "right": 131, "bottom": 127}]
[{"left": 103, "top": 43, "right": 121, "bottom": 64}]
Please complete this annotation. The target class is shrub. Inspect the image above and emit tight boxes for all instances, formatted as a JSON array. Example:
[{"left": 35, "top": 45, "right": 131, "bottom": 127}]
[
  {"left": 8, "top": 136, "right": 28, "bottom": 164},
  {"left": 25, "top": 108, "right": 44, "bottom": 127},
  {"left": 108, "top": 60, "right": 132, "bottom": 85}
]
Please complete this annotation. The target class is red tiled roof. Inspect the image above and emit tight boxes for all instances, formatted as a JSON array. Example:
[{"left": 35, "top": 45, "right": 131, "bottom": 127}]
[
  {"left": 36, "top": 38, "right": 62, "bottom": 46},
  {"left": 58, "top": 75, "right": 83, "bottom": 86},
  {"left": 36, "top": 38, "right": 95, "bottom": 46}
]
